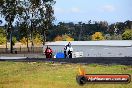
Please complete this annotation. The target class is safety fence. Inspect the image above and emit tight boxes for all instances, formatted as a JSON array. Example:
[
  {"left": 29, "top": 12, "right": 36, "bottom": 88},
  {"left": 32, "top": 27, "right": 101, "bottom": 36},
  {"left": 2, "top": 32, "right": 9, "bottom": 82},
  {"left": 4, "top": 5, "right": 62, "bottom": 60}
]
[{"left": 0, "top": 47, "right": 43, "bottom": 54}]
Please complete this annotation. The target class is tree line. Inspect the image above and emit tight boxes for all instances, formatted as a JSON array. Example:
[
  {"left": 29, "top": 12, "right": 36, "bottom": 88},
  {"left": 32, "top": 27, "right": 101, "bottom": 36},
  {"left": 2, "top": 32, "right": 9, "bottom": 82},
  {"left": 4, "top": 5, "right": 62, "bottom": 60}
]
[
  {"left": 48, "top": 21, "right": 132, "bottom": 41},
  {"left": 0, "top": 18, "right": 132, "bottom": 45}
]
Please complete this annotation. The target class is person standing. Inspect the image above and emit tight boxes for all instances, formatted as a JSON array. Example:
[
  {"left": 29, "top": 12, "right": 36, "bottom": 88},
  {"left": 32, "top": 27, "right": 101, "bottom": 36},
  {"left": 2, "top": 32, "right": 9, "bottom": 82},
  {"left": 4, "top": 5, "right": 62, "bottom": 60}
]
[
  {"left": 64, "top": 45, "right": 67, "bottom": 58},
  {"left": 66, "top": 42, "right": 73, "bottom": 58},
  {"left": 64, "top": 42, "right": 73, "bottom": 58},
  {"left": 68, "top": 45, "right": 73, "bottom": 58}
]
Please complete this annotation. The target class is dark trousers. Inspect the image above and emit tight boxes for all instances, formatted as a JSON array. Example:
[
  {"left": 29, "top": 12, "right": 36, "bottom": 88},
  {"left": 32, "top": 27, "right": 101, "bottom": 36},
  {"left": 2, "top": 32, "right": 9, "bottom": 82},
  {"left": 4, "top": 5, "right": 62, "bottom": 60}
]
[
  {"left": 68, "top": 51, "right": 72, "bottom": 58},
  {"left": 46, "top": 53, "right": 52, "bottom": 58},
  {"left": 64, "top": 51, "right": 67, "bottom": 58}
]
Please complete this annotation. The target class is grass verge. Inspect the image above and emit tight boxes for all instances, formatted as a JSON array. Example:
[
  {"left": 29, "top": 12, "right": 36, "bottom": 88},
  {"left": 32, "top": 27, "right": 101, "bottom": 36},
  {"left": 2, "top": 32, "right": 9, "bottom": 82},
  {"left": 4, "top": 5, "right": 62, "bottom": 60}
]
[{"left": 0, "top": 62, "right": 131, "bottom": 88}]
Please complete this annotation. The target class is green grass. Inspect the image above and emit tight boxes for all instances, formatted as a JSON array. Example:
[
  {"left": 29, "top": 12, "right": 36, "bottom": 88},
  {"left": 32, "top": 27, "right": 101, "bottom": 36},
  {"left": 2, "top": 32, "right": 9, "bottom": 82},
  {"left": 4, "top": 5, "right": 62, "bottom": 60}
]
[{"left": 0, "top": 62, "right": 131, "bottom": 88}]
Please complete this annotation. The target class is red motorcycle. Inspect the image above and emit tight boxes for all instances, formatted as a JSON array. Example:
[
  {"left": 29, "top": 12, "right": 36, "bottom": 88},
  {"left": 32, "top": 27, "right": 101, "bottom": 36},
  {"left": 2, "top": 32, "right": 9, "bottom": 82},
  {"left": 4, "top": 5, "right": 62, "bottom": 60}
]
[{"left": 45, "top": 47, "right": 53, "bottom": 58}]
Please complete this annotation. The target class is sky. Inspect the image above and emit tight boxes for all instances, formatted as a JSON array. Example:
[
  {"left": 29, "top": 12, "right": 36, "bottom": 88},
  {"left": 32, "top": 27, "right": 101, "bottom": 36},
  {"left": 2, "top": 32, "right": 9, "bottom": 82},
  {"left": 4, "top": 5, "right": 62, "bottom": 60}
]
[
  {"left": 0, "top": 0, "right": 132, "bottom": 26},
  {"left": 54, "top": 0, "right": 132, "bottom": 24}
]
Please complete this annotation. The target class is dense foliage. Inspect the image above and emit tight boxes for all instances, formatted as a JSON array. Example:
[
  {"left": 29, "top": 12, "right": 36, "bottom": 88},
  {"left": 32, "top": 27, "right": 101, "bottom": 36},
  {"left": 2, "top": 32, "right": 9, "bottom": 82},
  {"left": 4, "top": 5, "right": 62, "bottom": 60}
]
[
  {"left": 0, "top": 27, "right": 6, "bottom": 44},
  {"left": 54, "top": 34, "right": 74, "bottom": 41},
  {"left": 0, "top": 0, "right": 55, "bottom": 52},
  {"left": 122, "top": 29, "right": 132, "bottom": 40},
  {"left": 92, "top": 32, "right": 105, "bottom": 40},
  {"left": 47, "top": 21, "right": 132, "bottom": 41}
]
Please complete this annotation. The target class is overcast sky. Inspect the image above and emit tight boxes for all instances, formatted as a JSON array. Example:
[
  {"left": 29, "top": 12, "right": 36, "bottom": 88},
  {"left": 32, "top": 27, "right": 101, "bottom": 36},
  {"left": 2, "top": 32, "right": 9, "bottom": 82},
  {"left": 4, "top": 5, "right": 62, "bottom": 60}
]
[{"left": 54, "top": 0, "right": 132, "bottom": 24}]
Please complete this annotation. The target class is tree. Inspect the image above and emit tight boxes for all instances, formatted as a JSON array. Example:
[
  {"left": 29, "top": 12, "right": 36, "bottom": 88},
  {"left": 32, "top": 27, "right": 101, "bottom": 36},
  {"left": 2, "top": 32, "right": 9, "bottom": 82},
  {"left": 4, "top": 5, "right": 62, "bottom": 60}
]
[
  {"left": 12, "top": 36, "right": 17, "bottom": 46},
  {"left": 78, "top": 22, "right": 83, "bottom": 41},
  {"left": 20, "top": 0, "right": 55, "bottom": 48},
  {"left": 19, "top": 21, "right": 30, "bottom": 51},
  {"left": 104, "top": 34, "right": 111, "bottom": 40},
  {"left": 92, "top": 32, "right": 105, "bottom": 40},
  {"left": 54, "top": 35, "right": 63, "bottom": 41},
  {"left": 36, "top": 0, "right": 56, "bottom": 45},
  {"left": 18, "top": 0, "right": 31, "bottom": 52},
  {"left": 0, "top": 27, "right": 6, "bottom": 45},
  {"left": 0, "top": 0, "right": 24, "bottom": 53},
  {"left": 115, "top": 22, "right": 125, "bottom": 34},
  {"left": 33, "top": 34, "right": 42, "bottom": 45},
  {"left": 20, "top": 37, "right": 31, "bottom": 45},
  {"left": 0, "top": 0, "right": 55, "bottom": 53},
  {"left": 54, "top": 34, "right": 74, "bottom": 41},
  {"left": 62, "top": 34, "right": 74, "bottom": 41},
  {"left": 122, "top": 29, "right": 132, "bottom": 40},
  {"left": 111, "top": 34, "right": 122, "bottom": 40}
]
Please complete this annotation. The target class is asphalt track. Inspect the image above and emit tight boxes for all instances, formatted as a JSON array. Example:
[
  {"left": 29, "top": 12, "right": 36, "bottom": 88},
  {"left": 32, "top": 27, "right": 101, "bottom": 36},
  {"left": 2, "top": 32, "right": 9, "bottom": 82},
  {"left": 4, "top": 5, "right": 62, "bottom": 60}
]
[{"left": 0, "top": 57, "right": 132, "bottom": 65}]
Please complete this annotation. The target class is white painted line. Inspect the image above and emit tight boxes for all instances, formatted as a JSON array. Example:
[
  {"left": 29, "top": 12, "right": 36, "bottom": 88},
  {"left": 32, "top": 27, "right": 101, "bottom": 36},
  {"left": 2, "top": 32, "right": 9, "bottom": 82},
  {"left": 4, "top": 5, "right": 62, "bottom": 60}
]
[
  {"left": 0, "top": 57, "right": 27, "bottom": 59},
  {"left": 90, "top": 49, "right": 94, "bottom": 50},
  {"left": 126, "top": 47, "right": 132, "bottom": 49},
  {"left": 104, "top": 48, "right": 109, "bottom": 50}
]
